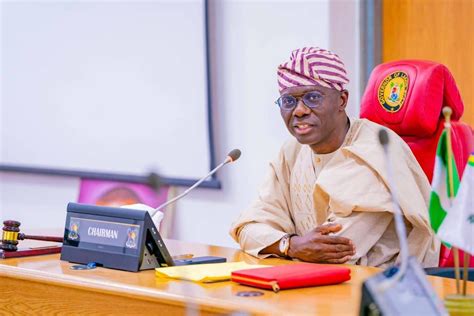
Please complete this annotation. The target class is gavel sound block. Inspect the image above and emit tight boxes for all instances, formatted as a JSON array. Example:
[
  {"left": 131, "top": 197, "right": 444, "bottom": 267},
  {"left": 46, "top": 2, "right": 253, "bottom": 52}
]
[{"left": 0, "top": 220, "right": 63, "bottom": 258}]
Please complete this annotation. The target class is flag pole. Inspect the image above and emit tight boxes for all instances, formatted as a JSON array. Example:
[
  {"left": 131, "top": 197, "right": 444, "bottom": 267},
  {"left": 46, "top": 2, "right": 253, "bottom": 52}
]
[
  {"left": 462, "top": 252, "right": 469, "bottom": 295},
  {"left": 442, "top": 106, "right": 461, "bottom": 295}
]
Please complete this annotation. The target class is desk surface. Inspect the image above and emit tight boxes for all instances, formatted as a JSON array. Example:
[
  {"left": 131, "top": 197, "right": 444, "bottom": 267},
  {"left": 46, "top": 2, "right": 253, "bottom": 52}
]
[{"left": 0, "top": 239, "right": 472, "bottom": 315}]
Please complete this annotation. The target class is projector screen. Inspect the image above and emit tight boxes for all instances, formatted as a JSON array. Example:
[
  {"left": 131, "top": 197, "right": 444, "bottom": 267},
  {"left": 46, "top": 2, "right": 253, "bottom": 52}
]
[{"left": 0, "top": 0, "right": 216, "bottom": 187}]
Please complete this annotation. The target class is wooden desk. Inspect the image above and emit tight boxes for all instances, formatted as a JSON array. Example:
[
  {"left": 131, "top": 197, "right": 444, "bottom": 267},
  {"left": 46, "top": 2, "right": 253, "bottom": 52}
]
[{"left": 0, "top": 239, "right": 471, "bottom": 315}]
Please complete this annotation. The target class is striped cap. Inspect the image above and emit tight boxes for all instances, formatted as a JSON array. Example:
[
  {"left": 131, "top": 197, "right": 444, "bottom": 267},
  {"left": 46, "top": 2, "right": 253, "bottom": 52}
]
[{"left": 277, "top": 47, "right": 349, "bottom": 92}]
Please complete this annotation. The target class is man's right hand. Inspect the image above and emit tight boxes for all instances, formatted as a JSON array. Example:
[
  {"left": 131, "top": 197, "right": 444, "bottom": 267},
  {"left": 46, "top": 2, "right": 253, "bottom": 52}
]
[{"left": 287, "top": 223, "right": 356, "bottom": 264}]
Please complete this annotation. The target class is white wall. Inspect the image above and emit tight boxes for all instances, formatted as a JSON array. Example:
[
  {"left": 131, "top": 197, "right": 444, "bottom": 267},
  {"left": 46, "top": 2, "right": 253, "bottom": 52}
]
[
  {"left": 0, "top": 0, "right": 361, "bottom": 248},
  {"left": 330, "top": 0, "right": 361, "bottom": 117}
]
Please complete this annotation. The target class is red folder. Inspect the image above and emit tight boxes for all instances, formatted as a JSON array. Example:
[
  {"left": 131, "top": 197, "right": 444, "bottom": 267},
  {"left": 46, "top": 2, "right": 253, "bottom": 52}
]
[{"left": 231, "top": 263, "right": 351, "bottom": 293}]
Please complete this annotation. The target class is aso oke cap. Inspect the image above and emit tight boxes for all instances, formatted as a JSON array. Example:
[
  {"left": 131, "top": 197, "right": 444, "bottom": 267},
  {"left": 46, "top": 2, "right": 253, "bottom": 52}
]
[{"left": 277, "top": 47, "right": 349, "bottom": 92}]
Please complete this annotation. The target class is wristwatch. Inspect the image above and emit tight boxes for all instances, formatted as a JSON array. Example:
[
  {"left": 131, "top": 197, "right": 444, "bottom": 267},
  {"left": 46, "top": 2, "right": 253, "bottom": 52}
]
[{"left": 278, "top": 234, "right": 294, "bottom": 257}]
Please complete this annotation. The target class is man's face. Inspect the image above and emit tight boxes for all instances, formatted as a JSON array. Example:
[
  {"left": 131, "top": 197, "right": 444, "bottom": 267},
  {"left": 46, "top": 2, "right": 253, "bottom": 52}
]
[{"left": 279, "top": 85, "right": 348, "bottom": 149}]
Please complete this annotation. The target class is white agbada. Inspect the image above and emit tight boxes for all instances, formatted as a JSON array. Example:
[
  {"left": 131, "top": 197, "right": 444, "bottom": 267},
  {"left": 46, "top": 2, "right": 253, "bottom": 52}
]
[{"left": 230, "top": 118, "right": 439, "bottom": 268}]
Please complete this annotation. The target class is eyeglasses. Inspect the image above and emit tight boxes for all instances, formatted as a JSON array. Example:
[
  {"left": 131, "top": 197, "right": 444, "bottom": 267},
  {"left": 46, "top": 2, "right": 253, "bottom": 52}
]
[{"left": 275, "top": 91, "right": 324, "bottom": 111}]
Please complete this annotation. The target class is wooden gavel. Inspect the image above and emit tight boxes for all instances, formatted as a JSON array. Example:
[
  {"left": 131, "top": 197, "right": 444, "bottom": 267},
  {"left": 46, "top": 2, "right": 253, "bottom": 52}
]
[{"left": 1, "top": 220, "right": 63, "bottom": 251}]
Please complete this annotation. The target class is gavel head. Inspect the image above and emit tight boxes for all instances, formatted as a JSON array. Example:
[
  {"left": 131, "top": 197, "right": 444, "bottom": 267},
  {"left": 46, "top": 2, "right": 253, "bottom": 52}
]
[{"left": 1, "top": 220, "right": 21, "bottom": 251}]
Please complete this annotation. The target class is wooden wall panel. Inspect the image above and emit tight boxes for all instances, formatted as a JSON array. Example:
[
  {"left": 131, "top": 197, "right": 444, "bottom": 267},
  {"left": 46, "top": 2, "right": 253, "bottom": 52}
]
[{"left": 383, "top": 0, "right": 474, "bottom": 126}]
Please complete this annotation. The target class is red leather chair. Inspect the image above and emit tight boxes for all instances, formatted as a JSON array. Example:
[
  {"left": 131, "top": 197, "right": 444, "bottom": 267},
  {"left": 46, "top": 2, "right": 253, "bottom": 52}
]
[{"left": 360, "top": 60, "right": 474, "bottom": 268}]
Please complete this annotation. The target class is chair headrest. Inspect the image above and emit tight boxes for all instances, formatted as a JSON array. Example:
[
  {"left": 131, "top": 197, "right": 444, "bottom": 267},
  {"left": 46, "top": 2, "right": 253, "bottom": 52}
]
[{"left": 360, "top": 60, "right": 464, "bottom": 137}]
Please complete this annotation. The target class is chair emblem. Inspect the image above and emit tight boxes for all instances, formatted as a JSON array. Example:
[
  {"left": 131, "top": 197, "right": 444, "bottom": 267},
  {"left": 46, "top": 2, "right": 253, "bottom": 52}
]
[
  {"left": 378, "top": 71, "right": 409, "bottom": 113},
  {"left": 125, "top": 227, "right": 139, "bottom": 249},
  {"left": 68, "top": 220, "right": 80, "bottom": 240}
]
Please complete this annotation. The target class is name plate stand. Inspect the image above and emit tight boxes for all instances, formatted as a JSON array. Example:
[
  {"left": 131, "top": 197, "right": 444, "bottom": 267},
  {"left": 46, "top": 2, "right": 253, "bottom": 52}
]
[
  {"left": 61, "top": 203, "right": 174, "bottom": 272},
  {"left": 61, "top": 203, "right": 226, "bottom": 272}
]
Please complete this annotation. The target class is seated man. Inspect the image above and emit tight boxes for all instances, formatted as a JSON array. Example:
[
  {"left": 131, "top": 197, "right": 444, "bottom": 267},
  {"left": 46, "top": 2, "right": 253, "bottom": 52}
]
[{"left": 230, "top": 47, "right": 439, "bottom": 268}]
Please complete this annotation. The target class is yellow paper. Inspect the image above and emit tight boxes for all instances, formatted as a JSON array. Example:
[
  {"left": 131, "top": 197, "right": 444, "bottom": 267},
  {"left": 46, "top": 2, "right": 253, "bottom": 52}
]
[{"left": 155, "top": 261, "right": 268, "bottom": 283}]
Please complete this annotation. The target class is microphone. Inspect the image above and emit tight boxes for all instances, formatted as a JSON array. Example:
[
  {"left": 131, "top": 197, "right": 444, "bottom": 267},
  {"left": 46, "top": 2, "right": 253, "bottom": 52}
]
[
  {"left": 358, "top": 129, "right": 447, "bottom": 315},
  {"left": 378, "top": 128, "right": 389, "bottom": 146},
  {"left": 150, "top": 149, "right": 241, "bottom": 218},
  {"left": 225, "top": 149, "right": 242, "bottom": 163},
  {"left": 377, "top": 129, "right": 409, "bottom": 290}
]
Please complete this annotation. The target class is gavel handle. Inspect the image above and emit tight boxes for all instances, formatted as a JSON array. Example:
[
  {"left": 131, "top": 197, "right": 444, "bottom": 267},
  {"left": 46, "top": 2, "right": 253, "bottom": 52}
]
[{"left": 19, "top": 234, "right": 63, "bottom": 243}]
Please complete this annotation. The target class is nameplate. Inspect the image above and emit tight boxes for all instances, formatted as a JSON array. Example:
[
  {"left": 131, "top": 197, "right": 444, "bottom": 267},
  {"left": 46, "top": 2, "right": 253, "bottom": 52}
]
[
  {"left": 67, "top": 217, "right": 141, "bottom": 250},
  {"left": 61, "top": 202, "right": 174, "bottom": 272}
]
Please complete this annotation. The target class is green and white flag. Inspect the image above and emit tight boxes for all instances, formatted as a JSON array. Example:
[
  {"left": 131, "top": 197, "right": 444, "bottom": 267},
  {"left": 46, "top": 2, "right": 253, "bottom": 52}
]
[
  {"left": 428, "top": 129, "right": 460, "bottom": 234},
  {"left": 437, "top": 153, "right": 474, "bottom": 255}
]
